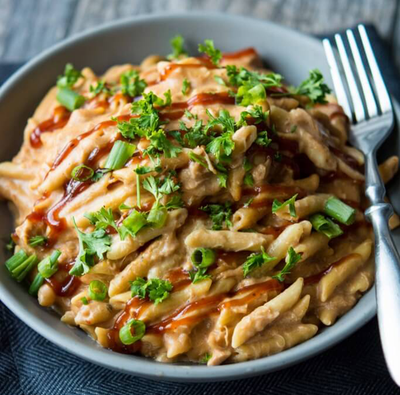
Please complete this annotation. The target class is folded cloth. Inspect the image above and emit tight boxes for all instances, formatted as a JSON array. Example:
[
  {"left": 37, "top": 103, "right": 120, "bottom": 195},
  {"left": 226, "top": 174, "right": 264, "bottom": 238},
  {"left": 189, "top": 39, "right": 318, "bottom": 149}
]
[{"left": 0, "top": 25, "right": 399, "bottom": 395}]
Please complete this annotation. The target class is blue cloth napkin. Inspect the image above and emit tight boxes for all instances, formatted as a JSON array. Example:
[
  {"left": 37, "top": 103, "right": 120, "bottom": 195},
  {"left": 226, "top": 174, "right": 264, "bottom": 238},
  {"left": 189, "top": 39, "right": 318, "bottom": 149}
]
[{"left": 1, "top": 25, "right": 400, "bottom": 395}]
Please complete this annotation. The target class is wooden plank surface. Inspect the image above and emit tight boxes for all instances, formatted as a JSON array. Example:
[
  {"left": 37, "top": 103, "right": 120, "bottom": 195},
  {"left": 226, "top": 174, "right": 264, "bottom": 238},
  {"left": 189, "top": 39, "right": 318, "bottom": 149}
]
[{"left": 0, "top": 0, "right": 399, "bottom": 67}]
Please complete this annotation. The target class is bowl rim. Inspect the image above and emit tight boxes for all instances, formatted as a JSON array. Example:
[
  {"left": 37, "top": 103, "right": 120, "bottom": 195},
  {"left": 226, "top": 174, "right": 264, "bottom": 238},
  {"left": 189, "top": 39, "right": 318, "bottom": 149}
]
[{"left": 0, "top": 11, "right": 378, "bottom": 382}]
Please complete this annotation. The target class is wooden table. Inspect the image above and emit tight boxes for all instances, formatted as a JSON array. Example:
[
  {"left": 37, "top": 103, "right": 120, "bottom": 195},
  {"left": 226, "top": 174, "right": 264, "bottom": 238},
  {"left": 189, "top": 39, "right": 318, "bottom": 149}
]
[{"left": 0, "top": 0, "right": 399, "bottom": 68}]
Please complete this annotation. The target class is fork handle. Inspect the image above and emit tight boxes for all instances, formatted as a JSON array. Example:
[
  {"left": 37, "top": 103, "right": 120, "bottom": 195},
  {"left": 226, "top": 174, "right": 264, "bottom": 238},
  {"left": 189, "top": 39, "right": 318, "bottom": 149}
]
[{"left": 365, "top": 150, "right": 400, "bottom": 386}]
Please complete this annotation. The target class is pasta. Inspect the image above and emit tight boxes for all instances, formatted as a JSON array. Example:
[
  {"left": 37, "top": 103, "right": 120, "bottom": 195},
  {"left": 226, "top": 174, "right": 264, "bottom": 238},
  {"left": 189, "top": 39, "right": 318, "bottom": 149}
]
[{"left": 1, "top": 37, "right": 398, "bottom": 366}]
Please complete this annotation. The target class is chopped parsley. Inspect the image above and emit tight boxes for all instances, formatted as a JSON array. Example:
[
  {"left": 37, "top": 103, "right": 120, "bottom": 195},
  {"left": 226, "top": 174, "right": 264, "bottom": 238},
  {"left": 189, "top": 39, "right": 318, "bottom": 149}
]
[
  {"left": 57, "top": 63, "right": 82, "bottom": 88},
  {"left": 226, "top": 65, "right": 282, "bottom": 90},
  {"left": 69, "top": 219, "right": 111, "bottom": 276},
  {"left": 198, "top": 39, "right": 222, "bottom": 66},
  {"left": 272, "top": 247, "right": 302, "bottom": 282},
  {"left": 237, "top": 105, "right": 269, "bottom": 127},
  {"left": 182, "top": 78, "right": 191, "bottom": 95},
  {"left": 226, "top": 65, "right": 282, "bottom": 105},
  {"left": 84, "top": 207, "right": 121, "bottom": 235},
  {"left": 242, "top": 247, "right": 275, "bottom": 277},
  {"left": 290, "top": 69, "right": 331, "bottom": 104},
  {"left": 181, "top": 120, "right": 210, "bottom": 148},
  {"left": 120, "top": 70, "right": 147, "bottom": 98},
  {"left": 204, "top": 109, "right": 235, "bottom": 134},
  {"left": 200, "top": 202, "right": 233, "bottom": 230},
  {"left": 130, "top": 277, "right": 173, "bottom": 304},
  {"left": 144, "top": 129, "right": 182, "bottom": 159},
  {"left": 167, "top": 35, "right": 188, "bottom": 60},
  {"left": 255, "top": 130, "right": 272, "bottom": 147},
  {"left": 89, "top": 80, "right": 111, "bottom": 97},
  {"left": 272, "top": 194, "right": 298, "bottom": 217}
]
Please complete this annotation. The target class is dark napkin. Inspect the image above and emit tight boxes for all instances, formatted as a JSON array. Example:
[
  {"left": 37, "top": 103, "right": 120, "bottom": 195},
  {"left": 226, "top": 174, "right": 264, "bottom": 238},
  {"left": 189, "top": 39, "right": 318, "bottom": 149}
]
[{"left": 1, "top": 25, "right": 400, "bottom": 395}]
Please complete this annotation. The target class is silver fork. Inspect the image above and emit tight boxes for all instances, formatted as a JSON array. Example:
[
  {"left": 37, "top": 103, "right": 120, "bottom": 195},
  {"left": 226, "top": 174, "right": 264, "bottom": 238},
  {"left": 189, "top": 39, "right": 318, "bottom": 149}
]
[{"left": 323, "top": 25, "right": 400, "bottom": 385}]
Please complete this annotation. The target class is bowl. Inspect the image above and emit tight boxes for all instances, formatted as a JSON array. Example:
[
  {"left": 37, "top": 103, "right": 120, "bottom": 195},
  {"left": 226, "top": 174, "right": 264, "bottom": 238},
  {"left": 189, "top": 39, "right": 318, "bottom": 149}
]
[{"left": 0, "top": 12, "right": 399, "bottom": 382}]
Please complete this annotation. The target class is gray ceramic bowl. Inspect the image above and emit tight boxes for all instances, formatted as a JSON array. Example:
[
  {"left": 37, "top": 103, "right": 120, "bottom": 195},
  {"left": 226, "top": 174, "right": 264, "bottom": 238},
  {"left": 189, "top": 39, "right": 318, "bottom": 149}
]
[{"left": 0, "top": 12, "right": 399, "bottom": 382}]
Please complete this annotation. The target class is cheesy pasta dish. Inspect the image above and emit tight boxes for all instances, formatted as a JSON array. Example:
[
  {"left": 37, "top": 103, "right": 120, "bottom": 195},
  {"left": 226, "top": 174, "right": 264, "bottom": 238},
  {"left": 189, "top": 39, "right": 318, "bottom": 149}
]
[{"left": 1, "top": 37, "right": 399, "bottom": 365}]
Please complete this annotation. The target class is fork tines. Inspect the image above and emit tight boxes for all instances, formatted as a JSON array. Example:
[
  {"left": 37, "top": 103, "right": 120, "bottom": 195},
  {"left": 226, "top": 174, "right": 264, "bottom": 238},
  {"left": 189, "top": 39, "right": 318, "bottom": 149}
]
[{"left": 322, "top": 25, "right": 392, "bottom": 124}]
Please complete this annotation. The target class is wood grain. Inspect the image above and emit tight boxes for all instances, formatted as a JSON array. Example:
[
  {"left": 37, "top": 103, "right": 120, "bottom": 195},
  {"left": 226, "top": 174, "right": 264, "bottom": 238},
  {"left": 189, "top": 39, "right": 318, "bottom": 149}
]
[{"left": 0, "top": 0, "right": 399, "bottom": 68}]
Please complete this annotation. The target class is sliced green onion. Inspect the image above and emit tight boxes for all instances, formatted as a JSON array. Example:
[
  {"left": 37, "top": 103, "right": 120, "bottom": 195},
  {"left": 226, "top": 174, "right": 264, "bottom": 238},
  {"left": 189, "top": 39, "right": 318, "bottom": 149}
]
[
  {"left": 57, "top": 87, "right": 85, "bottom": 111},
  {"left": 191, "top": 248, "right": 216, "bottom": 269},
  {"left": 71, "top": 164, "right": 94, "bottom": 182},
  {"left": 28, "top": 273, "right": 44, "bottom": 296},
  {"left": 147, "top": 203, "right": 167, "bottom": 228},
  {"left": 324, "top": 197, "right": 355, "bottom": 225},
  {"left": 105, "top": 141, "right": 136, "bottom": 170},
  {"left": 38, "top": 250, "right": 61, "bottom": 278},
  {"left": 122, "top": 209, "right": 147, "bottom": 236},
  {"left": 310, "top": 214, "right": 343, "bottom": 239},
  {"left": 88, "top": 280, "right": 108, "bottom": 301},
  {"left": 5, "top": 250, "right": 28, "bottom": 272},
  {"left": 5, "top": 250, "right": 39, "bottom": 282},
  {"left": 28, "top": 235, "right": 48, "bottom": 247},
  {"left": 119, "top": 319, "right": 146, "bottom": 345},
  {"left": 81, "top": 296, "right": 89, "bottom": 305},
  {"left": 5, "top": 251, "right": 38, "bottom": 283}
]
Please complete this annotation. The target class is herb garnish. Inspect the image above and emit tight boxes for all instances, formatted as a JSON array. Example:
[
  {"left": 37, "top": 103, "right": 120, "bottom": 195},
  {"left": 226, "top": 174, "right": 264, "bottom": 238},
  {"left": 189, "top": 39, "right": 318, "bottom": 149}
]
[
  {"left": 272, "top": 247, "right": 302, "bottom": 282},
  {"left": 198, "top": 39, "right": 222, "bottom": 66},
  {"left": 130, "top": 277, "right": 173, "bottom": 304},
  {"left": 69, "top": 219, "right": 111, "bottom": 276},
  {"left": 120, "top": 70, "right": 147, "bottom": 98},
  {"left": 242, "top": 247, "right": 275, "bottom": 277},
  {"left": 167, "top": 35, "right": 188, "bottom": 60},
  {"left": 200, "top": 202, "right": 233, "bottom": 230},
  {"left": 272, "top": 194, "right": 298, "bottom": 217}
]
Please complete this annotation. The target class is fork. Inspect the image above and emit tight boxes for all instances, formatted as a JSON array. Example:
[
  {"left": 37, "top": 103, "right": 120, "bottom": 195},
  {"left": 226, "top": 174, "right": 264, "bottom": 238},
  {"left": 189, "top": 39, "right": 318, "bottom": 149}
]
[{"left": 323, "top": 25, "right": 400, "bottom": 385}]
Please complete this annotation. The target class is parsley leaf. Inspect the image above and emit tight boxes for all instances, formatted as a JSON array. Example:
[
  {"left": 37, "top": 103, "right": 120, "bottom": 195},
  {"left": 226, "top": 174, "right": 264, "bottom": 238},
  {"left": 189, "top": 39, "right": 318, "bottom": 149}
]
[
  {"left": 189, "top": 268, "right": 211, "bottom": 283},
  {"left": 167, "top": 35, "right": 188, "bottom": 60},
  {"left": 182, "top": 78, "right": 190, "bottom": 95},
  {"left": 204, "top": 109, "right": 235, "bottom": 134},
  {"left": 158, "top": 173, "right": 180, "bottom": 195},
  {"left": 57, "top": 63, "right": 82, "bottom": 88},
  {"left": 206, "top": 131, "right": 235, "bottom": 163},
  {"left": 182, "top": 120, "right": 211, "bottom": 148},
  {"left": 120, "top": 70, "right": 147, "bottom": 98},
  {"left": 143, "top": 174, "right": 180, "bottom": 200},
  {"left": 198, "top": 39, "right": 222, "bottom": 66},
  {"left": 255, "top": 130, "right": 272, "bottom": 147},
  {"left": 89, "top": 80, "right": 111, "bottom": 97},
  {"left": 200, "top": 202, "right": 232, "bottom": 230},
  {"left": 226, "top": 65, "right": 282, "bottom": 90},
  {"left": 237, "top": 105, "right": 269, "bottom": 127},
  {"left": 184, "top": 109, "right": 198, "bottom": 120},
  {"left": 144, "top": 129, "right": 182, "bottom": 159},
  {"left": 242, "top": 247, "right": 275, "bottom": 277},
  {"left": 165, "top": 195, "right": 184, "bottom": 210},
  {"left": 272, "top": 194, "right": 298, "bottom": 217},
  {"left": 272, "top": 247, "right": 302, "bottom": 282},
  {"left": 84, "top": 207, "right": 124, "bottom": 237},
  {"left": 130, "top": 277, "right": 173, "bottom": 304},
  {"left": 70, "top": 219, "right": 111, "bottom": 276},
  {"left": 291, "top": 69, "right": 331, "bottom": 104}
]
